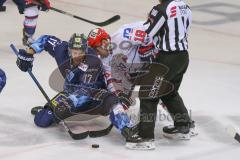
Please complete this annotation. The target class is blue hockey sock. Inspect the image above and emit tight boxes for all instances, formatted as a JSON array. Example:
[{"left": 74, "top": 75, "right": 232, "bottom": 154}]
[{"left": 109, "top": 104, "right": 131, "bottom": 131}]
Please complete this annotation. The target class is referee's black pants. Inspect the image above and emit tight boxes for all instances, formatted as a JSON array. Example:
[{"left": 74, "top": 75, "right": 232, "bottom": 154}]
[{"left": 138, "top": 50, "right": 191, "bottom": 139}]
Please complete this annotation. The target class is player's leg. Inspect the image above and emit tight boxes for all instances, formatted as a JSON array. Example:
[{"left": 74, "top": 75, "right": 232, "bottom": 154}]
[
  {"left": 61, "top": 89, "right": 140, "bottom": 141},
  {"left": 22, "top": 5, "right": 39, "bottom": 46},
  {"left": 128, "top": 93, "right": 159, "bottom": 150},
  {"left": 108, "top": 100, "right": 143, "bottom": 143},
  {"left": 0, "top": 68, "right": 6, "bottom": 93},
  {"left": 33, "top": 91, "right": 96, "bottom": 127},
  {"left": 160, "top": 101, "right": 198, "bottom": 138},
  {"left": 33, "top": 92, "right": 72, "bottom": 127},
  {"left": 12, "top": 0, "right": 37, "bottom": 45},
  {"left": 33, "top": 88, "right": 142, "bottom": 143},
  {"left": 32, "top": 89, "right": 114, "bottom": 127},
  {"left": 83, "top": 89, "right": 142, "bottom": 143},
  {"left": 161, "top": 92, "right": 191, "bottom": 140},
  {"left": 0, "top": 0, "right": 6, "bottom": 12},
  {"left": 161, "top": 79, "right": 197, "bottom": 139},
  {"left": 156, "top": 52, "right": 193, "bottom": 140},
  {"left": 87, "top": 89, "right": 132, "bottom": 130},
  {"left": 138, "top": 96, "right": 159, "bottom": 140}
]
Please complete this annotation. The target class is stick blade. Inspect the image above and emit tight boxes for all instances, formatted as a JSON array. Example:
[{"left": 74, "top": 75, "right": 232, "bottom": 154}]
[{"left": 96, "top": 15, "right": 120, "bottom": 26}]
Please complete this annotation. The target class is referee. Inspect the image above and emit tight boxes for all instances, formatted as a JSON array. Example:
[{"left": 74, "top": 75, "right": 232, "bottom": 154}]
[{"left": 139, "top": 0, "right": 194, "bottom": 141}]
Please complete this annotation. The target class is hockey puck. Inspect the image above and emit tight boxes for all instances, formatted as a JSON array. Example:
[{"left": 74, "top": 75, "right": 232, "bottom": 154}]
[{"left": 92, "top": 144, "right": 99, "bottom": 148}]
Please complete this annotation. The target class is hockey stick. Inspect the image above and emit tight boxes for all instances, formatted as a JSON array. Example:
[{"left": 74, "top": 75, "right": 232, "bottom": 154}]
[
  {"left": 10, "top": 44, "right": 89, "bottom": 140},
  {"left": 50, "top": 7, "right": 120, "bottom": 27}
]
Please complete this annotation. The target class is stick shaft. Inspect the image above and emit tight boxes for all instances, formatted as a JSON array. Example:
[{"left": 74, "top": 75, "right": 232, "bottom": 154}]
[
  {"left": 10, "top": 44, "right": 52, "bottom": 104},
  {"left": 50, "top": 7, "right": 120, "bottom": 26}
]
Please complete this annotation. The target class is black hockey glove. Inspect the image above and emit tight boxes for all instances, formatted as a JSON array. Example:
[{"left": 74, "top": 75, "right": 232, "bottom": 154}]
[
  {"left": 117, "top": 92, "right": 133, "bottom": 109},
  {"left": 16, "top": 49, "right": 34, "bottom": 72}
]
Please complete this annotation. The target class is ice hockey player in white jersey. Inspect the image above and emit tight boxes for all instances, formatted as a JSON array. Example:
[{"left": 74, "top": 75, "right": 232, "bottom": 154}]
[
  {"left": 87, "top": 21, "right": 155, "bottom": 97},
  {"left": 87, "top": 22, "right": 157, "bottom": 149}
]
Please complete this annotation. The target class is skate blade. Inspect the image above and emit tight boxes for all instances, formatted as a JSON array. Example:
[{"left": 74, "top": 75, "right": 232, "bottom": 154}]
[
  {"left": 126, "top": 141, "right": 155, "bottom": 150},
  {"left": 163, "top": 133, "right": 190, "bottom": 140}
]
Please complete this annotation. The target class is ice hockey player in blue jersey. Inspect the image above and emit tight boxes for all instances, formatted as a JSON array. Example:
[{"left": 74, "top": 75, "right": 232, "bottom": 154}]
[
  {"left": 0, "top": 0, "right": 51, "bottom": 45},
  {"left": 0, "top": 68, "right": 6, "bottom": 93},
  {"left": 15, "top": 33, "right": 141, "bottom": 143}
]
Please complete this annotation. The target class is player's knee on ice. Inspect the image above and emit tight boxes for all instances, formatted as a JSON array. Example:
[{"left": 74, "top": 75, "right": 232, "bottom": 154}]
[
  {"left": 34, "top": 108, "right": 55, "bottom": 127},
  {"left": 0, "top": 68, "right": 6, "bottom": 93}
]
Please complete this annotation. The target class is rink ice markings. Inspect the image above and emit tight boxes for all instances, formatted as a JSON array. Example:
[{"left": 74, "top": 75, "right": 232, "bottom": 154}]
[
  {"left": 175, "top": 145, "right": 240, "bottom": 160},
  {"left": 191, "top": 25, "right": 240, "bottom": 39},
  {"left": 175, "top": 115, "right": 240, "bottom": 160},
  {"left": 0, "top": 109, "right": 239, "bottom": 159},
  {"left": 193, "top": 115, "right": 239, "bottom": 144},
  {"left": 0, "top": 135, "right": 129, "bottom": 160},
  {"left": 53, "top": 0, "right": 145, "bottom": 19},
  {"left": 190, "top": 58, "right": 240, "bottom": 66},
  {"left": 0, "top": 132, "right": 158, "bottom": 160},
  {"left": 0, "top": 141, "right": 75, "bottom": 159}
]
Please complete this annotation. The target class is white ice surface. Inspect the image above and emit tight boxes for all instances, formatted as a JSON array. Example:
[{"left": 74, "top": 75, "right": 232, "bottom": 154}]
[{"left": 0, "top": 0, "right": 240, "bottom": 160}]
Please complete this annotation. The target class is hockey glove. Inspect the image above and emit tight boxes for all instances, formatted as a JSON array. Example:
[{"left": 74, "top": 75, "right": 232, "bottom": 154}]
[
  {"left": 138, "top": 42, "right": 155, "bottom": 63},
  {"left": 115, "top": 91, "right": 133, "bottom": 110},
  {"left": 34, "top": 108, "right": 55, "bottom": 127},
  {"left": 16, "top": 49, "right": 34, "bottom": 72}
]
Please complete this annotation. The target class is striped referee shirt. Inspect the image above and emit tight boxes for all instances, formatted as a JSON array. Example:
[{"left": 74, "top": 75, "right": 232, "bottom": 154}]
[{"left": 144, "top": 0, "right": 192, "bottom": 52}]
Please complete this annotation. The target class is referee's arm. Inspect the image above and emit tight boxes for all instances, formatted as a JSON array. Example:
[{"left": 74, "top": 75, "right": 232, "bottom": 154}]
[{"left": 144, "top": 5, "right": 166, "bottom": 38}]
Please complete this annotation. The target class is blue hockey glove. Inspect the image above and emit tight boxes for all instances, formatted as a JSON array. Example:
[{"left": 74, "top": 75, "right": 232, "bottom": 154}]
[{"left": 34, "top": 108, "right": 55, "bottom": 127}]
